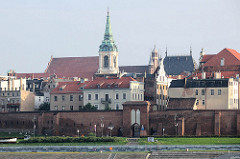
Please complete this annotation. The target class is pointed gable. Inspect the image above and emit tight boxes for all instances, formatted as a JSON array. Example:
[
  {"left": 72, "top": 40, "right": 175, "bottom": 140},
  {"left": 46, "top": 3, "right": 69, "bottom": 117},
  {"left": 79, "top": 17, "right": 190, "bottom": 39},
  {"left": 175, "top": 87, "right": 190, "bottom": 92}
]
[{"left": 203, "top": 48, "right": 240, "bottom": 67}]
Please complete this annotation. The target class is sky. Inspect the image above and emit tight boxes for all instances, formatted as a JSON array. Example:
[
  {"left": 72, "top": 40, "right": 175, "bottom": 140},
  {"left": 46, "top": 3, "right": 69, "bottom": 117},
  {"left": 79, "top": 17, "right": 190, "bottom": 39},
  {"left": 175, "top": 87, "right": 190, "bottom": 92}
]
[{"left": 0, "top": 0, "right": 240, "bottom": 75}]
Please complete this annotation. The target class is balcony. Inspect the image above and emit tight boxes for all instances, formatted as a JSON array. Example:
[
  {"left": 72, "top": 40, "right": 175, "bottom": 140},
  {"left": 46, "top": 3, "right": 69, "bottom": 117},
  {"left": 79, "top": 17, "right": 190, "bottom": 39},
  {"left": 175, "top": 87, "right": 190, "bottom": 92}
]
[{"left": 101, "top": 98, "right": 111, "bottom": 104}]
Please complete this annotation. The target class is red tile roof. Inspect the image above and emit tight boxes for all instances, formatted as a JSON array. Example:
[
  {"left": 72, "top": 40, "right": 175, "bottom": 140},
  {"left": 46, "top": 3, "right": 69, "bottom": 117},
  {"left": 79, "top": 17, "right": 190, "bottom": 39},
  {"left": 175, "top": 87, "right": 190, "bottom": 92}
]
[
  {"left": 51, "top": 81, "right": 85, "bottom": 94},
  {"left": 82, "top": 77, "right": 137, "bottom": 89},
  {"left": 45, "top": 56, "right": 99, "bottom": 80},
  {"left": 201, "top": 54, "right": 215, "bottom": 63},
  {"left": 191, "top": 71, "right": 240, "bottom": 79},
  {"left": 203, "top": 48, "right": 240, "bottom": 67}
]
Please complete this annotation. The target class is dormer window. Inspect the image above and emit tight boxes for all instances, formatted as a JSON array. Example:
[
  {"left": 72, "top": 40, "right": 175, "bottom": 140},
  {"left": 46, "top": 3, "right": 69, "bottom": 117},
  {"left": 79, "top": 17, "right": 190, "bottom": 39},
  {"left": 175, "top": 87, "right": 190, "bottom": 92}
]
[
  {"left": 107, "top": 84, "right": 111, "bottom": 88},
  {"left": 220, "top": 58, "right": 224, "bottom": 66},
  {"left": 97, "top": 84, "right": 100, "bottom": 89}
]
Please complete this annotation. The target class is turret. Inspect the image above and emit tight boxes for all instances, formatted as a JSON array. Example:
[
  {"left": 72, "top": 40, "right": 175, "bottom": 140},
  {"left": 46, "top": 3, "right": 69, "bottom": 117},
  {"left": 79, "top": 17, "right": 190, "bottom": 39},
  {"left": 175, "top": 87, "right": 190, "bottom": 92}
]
[{"left": 148, "top": 45, "right": 159, "bottom": 74}]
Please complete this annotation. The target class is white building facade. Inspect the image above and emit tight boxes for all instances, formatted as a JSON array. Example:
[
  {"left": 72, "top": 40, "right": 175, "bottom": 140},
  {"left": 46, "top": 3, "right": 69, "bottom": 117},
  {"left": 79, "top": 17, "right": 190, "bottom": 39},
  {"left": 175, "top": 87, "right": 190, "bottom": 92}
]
[{"left": 82, "top": 77, "right": 144, "bottom": 110}]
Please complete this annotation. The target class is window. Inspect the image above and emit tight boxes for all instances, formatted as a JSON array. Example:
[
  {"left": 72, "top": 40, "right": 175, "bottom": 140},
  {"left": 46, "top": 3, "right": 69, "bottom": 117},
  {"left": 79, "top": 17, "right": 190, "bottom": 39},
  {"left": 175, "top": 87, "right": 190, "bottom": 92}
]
[
  {"left": 95, "top": 94, "right": 99, "bottom": 100},
  {"left": 104, "top": 56, "right": 109, "bottom": 68},
  {"left": 54, "top": 96, "right": 58, "bottom": 101},
  {"left": 220, "top": 58, "right": 224, "bottom": 66},
  {"left": 12, "top": 93, "right": 14, "bottom": 96},
  {"left": 70, "top": 95, "right": 73, "bottom": 101},
  {"left": 195, "top": 89, "right": 198, "bottom": 95},
  {"left": 211, "top": 89, "right": 214, "bottom": 95},
  {"left": 141, "top": 94, "right": 143, "bottom": 100},
  {"left": 202, "top": 100, "right": 205, "bottom": 105},
  {"left": 79, "top": 95, "right": 83, "bottom": 101},
  {"left": 123, "top": 93, "right": 126, "bottom": 99},
  {"left": 115, "top": 104, "right": 119, "bottom": 110},
  {"left": 196, "top": 99, "right": 199, "bottom": 105},
  {"left": 54, "top": 106, "right": 58, "bottom": 110},
  {"left": 201, "top": 89, "right": 205, "bottom": 95},
  {"left": 88, "top": 94, "right": 91, "bottom": 100},
  {"left": 113, "top": 55, "right": 116, "bottom": 67},
  {"left": 46, "top": 97, "right": 49, "bottom": 102},
  {"left": 62, "top": 106, "right": 65, "bottom": 110},
  {"left": 70, "top": 105, "right": 73, "bottom": 111},
  {"left": 115, "top": 93, "right": 119, "bottom": 100},
  {"left": 62, "top": 95, "right": 65, "bottom": 101},
  {"left": 39, "top": 97, "right": 41, "bottom": 102}
]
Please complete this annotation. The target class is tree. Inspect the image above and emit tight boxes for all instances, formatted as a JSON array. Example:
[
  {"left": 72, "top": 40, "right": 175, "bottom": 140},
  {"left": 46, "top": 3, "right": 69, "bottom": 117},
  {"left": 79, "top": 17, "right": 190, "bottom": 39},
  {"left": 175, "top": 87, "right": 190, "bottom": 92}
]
[
  {"left": 39, "top": 102, "right": 50, "bottom": 111},
  {"left": 81, "top": 103, "right": 97, "bottom": 110}
]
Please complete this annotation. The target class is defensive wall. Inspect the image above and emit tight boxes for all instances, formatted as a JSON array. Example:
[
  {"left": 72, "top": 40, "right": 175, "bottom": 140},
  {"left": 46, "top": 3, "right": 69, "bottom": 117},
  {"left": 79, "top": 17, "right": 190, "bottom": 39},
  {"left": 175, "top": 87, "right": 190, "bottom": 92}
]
[{"left": 0, "top": 101, "right": 239, "bottom": 137}]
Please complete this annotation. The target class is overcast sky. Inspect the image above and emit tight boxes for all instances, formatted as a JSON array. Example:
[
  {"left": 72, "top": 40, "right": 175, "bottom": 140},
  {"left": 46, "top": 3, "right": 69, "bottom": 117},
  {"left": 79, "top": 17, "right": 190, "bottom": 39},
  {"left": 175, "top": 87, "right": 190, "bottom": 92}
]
[{"left": 0, "top": 0, "right": 240, "bottom": 75}]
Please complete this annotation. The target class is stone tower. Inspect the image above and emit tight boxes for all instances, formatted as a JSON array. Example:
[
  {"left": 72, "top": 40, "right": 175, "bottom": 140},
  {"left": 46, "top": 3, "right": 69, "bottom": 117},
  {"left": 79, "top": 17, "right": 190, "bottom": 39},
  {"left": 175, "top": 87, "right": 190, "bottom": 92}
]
[
  {"left": 96, "top": 10, "right": 119, "bottom": 77},
  {"left": 148, "top": 45, "right": 159, "bottom": 74}
]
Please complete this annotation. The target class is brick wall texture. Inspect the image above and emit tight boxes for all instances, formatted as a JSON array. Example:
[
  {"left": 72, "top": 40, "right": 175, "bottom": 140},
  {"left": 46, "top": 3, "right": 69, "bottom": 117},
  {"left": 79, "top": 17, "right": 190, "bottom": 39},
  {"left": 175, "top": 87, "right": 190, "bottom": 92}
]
[{"left": 0, "top": 103, "right": 240, "bottom": 137}]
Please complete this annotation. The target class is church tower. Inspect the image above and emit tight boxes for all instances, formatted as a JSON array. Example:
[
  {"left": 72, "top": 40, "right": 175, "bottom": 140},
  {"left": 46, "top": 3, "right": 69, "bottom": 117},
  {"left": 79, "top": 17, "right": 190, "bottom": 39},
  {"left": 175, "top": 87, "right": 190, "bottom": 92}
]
[{"left": 96, "top": 10, "right": 119, "bottom": 77}]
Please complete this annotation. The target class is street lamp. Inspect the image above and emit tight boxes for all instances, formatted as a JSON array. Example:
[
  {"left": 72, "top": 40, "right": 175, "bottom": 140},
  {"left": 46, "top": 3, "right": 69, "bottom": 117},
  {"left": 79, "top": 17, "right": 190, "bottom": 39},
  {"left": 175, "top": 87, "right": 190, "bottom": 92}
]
[
  {"left": 77, "top": 129, "right": 80, "bottom": 137},
  {"left": 107, "top": 123, "right": 114, "bottom": 137},
  {"left": 100, "top": 117, "right": 104, "bottom": 137},
  {"left": 175, "top": 123, "right": 178, "bottom": 136},
  {"left": 32, "top": 116, "right": 37, "bottom": 137}
]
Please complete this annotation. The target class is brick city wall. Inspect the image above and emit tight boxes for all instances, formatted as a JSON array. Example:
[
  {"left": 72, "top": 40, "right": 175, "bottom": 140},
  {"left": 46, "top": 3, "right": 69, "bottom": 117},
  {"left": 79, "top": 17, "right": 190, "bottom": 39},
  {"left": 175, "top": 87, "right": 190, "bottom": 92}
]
[
  {"left": 0, "top": 107, "right": 240, "bottom": 137},
  {"left": 149, "top": 110, "right": 240, "bottom": 136}
]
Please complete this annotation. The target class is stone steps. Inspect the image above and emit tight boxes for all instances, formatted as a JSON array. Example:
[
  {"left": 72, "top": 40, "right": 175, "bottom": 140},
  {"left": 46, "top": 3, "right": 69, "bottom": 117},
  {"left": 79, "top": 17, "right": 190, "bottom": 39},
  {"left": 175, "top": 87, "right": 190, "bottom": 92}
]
[
  {"left": 149, "top": 152, "right": 223, "bottom": 159},
  {"left": 127, "top": 138, "right": 139, "bottom": 145}
]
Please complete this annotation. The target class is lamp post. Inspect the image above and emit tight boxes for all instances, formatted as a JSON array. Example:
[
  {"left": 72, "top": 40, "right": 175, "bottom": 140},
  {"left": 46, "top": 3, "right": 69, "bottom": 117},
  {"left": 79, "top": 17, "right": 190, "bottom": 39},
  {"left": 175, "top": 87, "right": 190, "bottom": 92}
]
[
  {"left": 32, "top": 116, "right": 37, "bottom": 137},
  {"left": 77, "top": 129, "right": 80, "bottom": 137},
  {"left": 175, "top": 123, "right": 178, "bottom": 136},
  {"left": 108, "top": 123, "right": 114, "bottom": 137},
  {"left": 100, "top": 117, "right": 104, "bottom": 137}
]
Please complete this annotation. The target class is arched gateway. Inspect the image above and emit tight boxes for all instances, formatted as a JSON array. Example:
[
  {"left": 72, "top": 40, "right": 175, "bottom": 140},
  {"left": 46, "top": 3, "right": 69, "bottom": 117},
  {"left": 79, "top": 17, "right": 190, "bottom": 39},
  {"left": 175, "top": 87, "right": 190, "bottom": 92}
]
[{"left": 132, "top": 123, "right": 140, "bottom": 137}]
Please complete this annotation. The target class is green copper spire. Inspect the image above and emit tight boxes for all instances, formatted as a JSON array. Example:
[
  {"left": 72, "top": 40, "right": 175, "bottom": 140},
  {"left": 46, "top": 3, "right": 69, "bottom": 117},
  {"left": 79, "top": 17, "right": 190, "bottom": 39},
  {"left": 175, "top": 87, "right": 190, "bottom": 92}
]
[
  {"left": 99, "top": 9, "right": 118, "bottom": 52},
  {"left": 104, "top": 9, "right": 112, "bottom": 41}
]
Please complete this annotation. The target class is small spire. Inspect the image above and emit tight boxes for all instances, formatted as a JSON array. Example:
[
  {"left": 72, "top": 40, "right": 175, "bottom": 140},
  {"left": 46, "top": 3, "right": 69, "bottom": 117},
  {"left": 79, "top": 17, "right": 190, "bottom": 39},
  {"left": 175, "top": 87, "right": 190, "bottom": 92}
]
[
  {"left": 152, "top": 44, "right": 157, "bottom": 53},
  {"left": 165, "top": 46, "right": 168, "bottom": 57},
  {"left": 107, "top": 7, "right": 109, "bottom": 16},
  {"left": 190, "top": 46, "right": 192, "bottom": 56}
]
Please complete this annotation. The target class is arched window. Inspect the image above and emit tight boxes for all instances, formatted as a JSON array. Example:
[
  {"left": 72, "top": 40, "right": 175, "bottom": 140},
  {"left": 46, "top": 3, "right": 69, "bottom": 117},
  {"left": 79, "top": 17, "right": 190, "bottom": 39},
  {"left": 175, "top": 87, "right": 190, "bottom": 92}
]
[
  {"left": 113, "top": 56, "right": 116, "bottom": 67},
  {"left": 104, "top": 56, "right": 109, "bottom": 68}
]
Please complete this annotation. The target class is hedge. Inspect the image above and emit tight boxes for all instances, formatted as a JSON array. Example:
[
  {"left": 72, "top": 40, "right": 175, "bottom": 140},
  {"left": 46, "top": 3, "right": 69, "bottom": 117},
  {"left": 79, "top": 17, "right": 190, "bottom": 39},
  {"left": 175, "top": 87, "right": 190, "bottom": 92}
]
[{"left": 19, "top": 136, "right": 123, "bottom": 143}]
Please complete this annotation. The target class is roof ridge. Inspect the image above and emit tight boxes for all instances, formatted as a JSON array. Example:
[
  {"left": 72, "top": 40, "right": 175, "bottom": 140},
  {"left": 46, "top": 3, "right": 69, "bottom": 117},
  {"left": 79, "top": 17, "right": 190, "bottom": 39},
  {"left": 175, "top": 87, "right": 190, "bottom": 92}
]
[{"left": 52, "top": 56, "right": 99, "bottom": 59}]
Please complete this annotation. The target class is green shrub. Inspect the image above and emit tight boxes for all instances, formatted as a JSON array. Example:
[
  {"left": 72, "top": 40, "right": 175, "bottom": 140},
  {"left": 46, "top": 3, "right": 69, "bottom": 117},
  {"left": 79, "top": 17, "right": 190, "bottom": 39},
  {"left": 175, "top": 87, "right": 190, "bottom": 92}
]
[{"left": 19, "top": 136, "right": 123, "bottom": 143}]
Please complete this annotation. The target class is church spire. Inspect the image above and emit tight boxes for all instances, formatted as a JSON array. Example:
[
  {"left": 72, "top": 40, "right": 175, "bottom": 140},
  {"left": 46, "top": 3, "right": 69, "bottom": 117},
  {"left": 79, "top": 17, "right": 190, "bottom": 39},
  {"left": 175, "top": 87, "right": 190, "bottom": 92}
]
[
  {"left": 99, "top": 9, "right": 118, "bottom": 52},
  {"left": 104, "top": 8, "right": 113, "bottom": 41}
]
